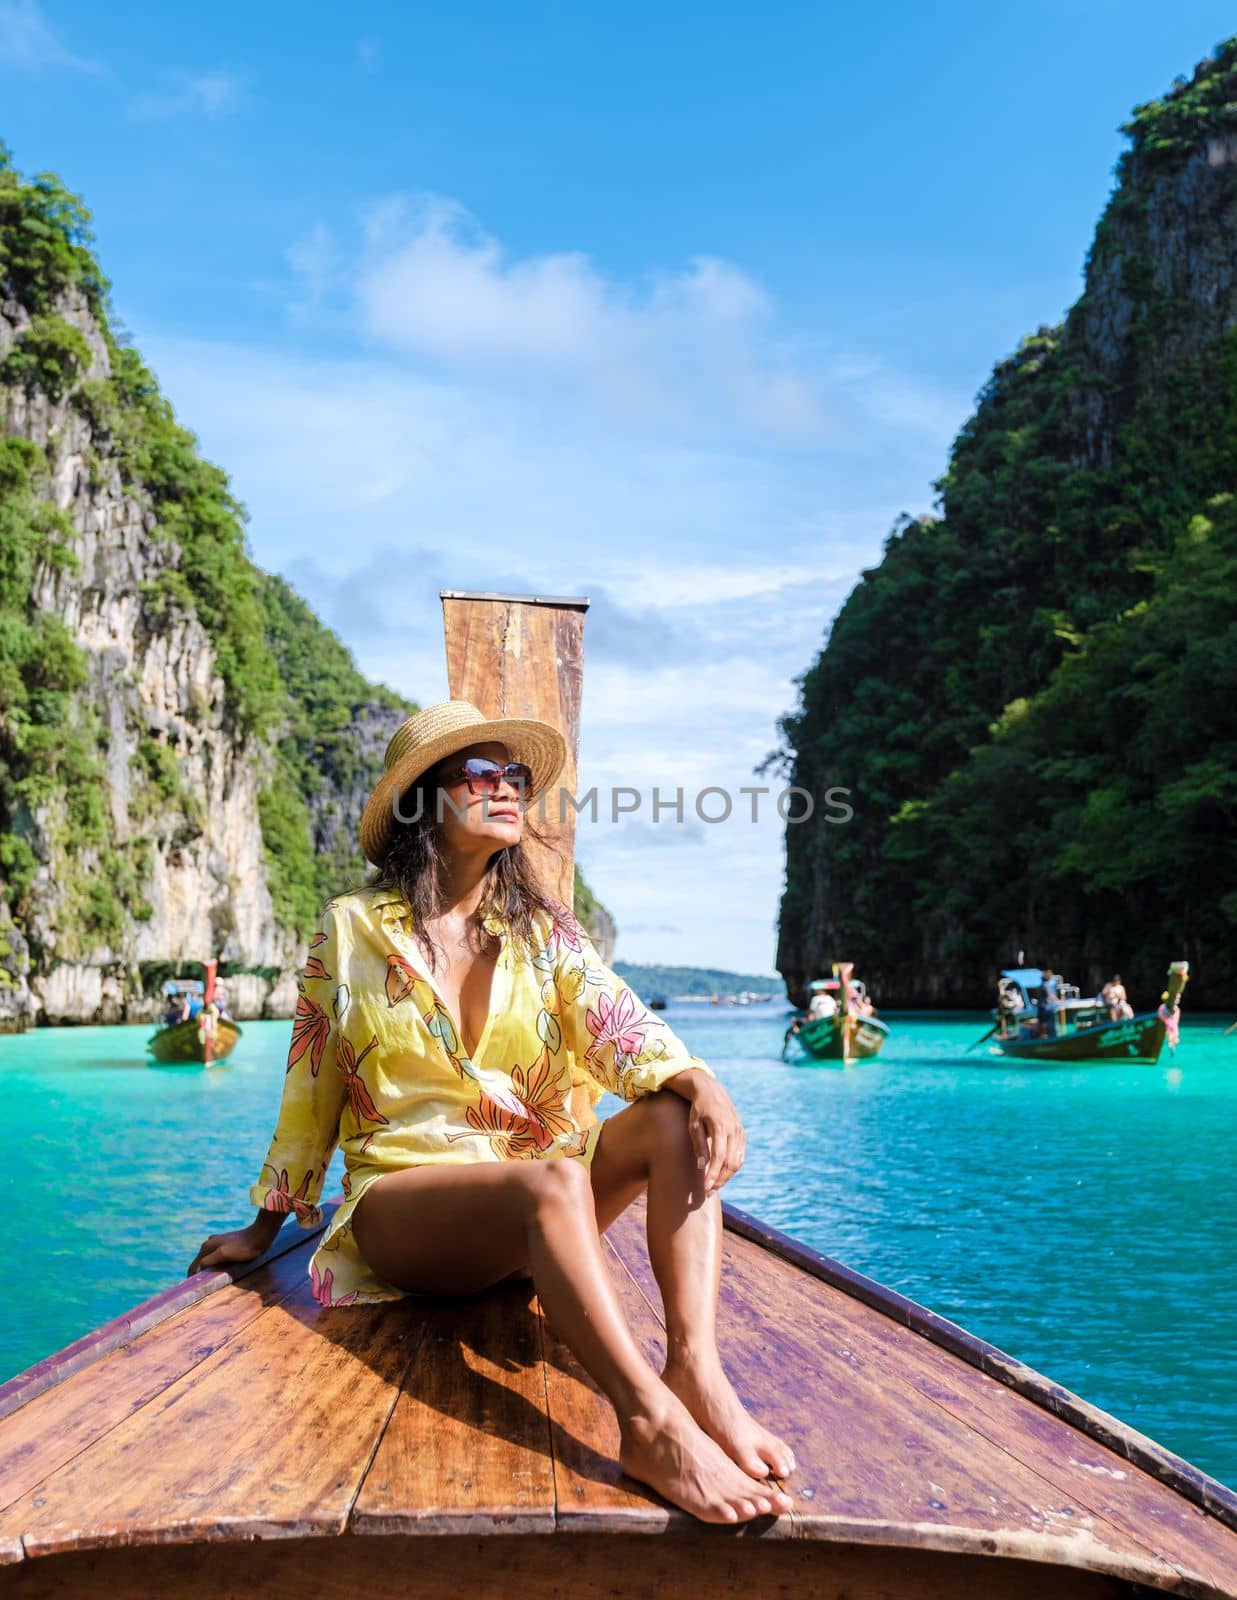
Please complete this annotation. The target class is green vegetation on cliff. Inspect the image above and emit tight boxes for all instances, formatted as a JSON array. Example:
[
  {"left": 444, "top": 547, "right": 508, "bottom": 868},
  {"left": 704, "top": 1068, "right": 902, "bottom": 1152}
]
[
  {"left": 257, "top": 572, "right": 415, "bottom": 926},
  {"left": 776, "top": 42, "right": 1237, "bottom": 1007}
]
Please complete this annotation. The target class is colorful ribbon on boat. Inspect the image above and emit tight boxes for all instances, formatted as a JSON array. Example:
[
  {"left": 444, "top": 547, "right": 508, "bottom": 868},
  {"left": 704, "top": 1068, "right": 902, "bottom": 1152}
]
[{"left": 1157, "top": 1002, "right": 1181, "bottom": 1049}]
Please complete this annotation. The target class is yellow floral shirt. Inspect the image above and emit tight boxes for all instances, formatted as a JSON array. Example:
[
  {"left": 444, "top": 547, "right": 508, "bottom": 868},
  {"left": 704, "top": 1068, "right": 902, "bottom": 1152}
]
[{"left": 249, "top": 884, "right": 714, "bottom": 1306}]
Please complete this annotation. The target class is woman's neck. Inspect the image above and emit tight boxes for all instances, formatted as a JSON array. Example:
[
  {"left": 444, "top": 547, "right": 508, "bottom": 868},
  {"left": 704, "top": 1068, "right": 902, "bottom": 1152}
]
[{"left": 434, "top": 847, "right": 495, "bottom": 923}]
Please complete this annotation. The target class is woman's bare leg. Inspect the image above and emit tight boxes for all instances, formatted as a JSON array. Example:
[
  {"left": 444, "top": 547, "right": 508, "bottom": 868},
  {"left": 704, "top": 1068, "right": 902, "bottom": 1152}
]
[
  {"left": 586, "top": 1092, "right": 796, "bottom": 1481},
  {"left": 350, "top": 1158, "right": 792, "bottom": 1524}
]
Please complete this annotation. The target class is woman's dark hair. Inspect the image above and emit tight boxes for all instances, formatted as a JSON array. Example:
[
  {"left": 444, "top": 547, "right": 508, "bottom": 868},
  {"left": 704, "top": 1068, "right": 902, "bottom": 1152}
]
[{"left": 361, "top": 756, "right": 565, "bottom": 970}]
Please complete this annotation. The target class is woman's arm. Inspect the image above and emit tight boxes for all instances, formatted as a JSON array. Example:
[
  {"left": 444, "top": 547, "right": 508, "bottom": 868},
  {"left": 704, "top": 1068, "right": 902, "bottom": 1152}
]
[
  {"left": 545, "top": 909, "right": 716, "bottom": 1097},
  {"left": 545, "top": 909, "right": 743, "bottom": 1193},
  {"left": 188, "top": 903, "right": 351, "bottom": 1277},
  {"left": 248, "top": 900, "right": 351, "bottom": 1230}
]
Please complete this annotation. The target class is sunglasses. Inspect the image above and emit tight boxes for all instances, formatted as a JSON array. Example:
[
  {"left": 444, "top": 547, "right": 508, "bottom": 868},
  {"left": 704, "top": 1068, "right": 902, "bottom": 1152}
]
[{"left": 438, "top": 756, "right": 533, "bottom": 797}]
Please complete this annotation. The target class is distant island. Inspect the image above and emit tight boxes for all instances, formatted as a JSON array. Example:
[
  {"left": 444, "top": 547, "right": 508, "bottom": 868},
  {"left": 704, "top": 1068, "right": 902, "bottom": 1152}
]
[{"left": 613, "top": 962, "right": 785, "bottom": 1000}]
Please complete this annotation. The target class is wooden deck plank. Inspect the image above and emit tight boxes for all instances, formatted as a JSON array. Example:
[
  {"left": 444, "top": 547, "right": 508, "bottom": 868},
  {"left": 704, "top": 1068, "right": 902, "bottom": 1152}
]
[
  {"left": 603, "top": 1204, "right": 1188, "bottom": 1592},
  {"left": 0, "top": 1280, "right": 420, "bottom": 1558},
  {"left": 351, "top": 1280, "right": 555, "bottom": 1535},
  {"left": 730, "top": 1235, "right": 1237, "bottom": 1598},
  {"left": 0, "top": 1218, "right": 332, "bottom": 1426},
  {"left": 0, "top": 1246, "right": 310, "bottom": 1527},
  {"left": 724, "top": 1203, "right": 1237, "bottom": 1528}
]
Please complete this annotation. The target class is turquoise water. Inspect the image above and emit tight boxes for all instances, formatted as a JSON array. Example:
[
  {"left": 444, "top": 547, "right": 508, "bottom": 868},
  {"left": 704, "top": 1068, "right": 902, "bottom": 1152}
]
[{"left": 1, "top": 1006, "right": 1234, "bottom": 1487}]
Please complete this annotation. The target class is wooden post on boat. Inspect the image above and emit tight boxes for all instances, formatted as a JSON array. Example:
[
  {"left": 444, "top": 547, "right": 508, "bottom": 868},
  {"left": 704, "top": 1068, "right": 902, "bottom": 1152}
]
[
  {"left": 440, "top": 590, "right": 587, "bottom": 909},
  {"left": 200, "top": 958, "right": 217, "bottom": 1065},
  {"left": 1163, "top": 959, "right": 1190, "bottom": 1011},
  {"left": 834, "top": 960, "right": 855, "bottom": 1065},
  {"left": 440, "top": 589, "right": 597, "bottom": 1124}
]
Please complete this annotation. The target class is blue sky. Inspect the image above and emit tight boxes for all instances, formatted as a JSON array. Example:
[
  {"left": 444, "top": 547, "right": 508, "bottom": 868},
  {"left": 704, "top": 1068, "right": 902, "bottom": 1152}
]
[{"left": 3, "top": 1, "right": 1233, "bottom": 975}]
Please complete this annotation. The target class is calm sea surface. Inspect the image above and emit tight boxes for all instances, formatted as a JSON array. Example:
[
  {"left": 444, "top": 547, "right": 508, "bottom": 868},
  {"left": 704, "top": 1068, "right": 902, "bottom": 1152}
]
[{"left": 1, "top": 1004, "right": 1234, "bottom": 1486}]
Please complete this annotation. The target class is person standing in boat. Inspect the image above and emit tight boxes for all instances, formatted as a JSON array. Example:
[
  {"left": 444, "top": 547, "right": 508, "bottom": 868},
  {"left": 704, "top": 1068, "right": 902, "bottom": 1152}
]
[
  {"left": 1037, "top": 970, "right": 1060, "bottom": 1038},
  {"left": 187, "top": 701, "right": 795, "bottom": 1528}
]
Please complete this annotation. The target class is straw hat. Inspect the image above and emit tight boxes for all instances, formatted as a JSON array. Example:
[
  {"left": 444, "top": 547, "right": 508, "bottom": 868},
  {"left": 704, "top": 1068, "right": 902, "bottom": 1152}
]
[{"left": 359, "top": 700, "right": 567, "bottom": 866}]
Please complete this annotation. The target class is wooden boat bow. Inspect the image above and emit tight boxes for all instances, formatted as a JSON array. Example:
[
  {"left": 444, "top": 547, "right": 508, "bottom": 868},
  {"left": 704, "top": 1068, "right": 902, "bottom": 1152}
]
[{"left": 0, "top": 1198, "right": 1233, "bottom": 1599}]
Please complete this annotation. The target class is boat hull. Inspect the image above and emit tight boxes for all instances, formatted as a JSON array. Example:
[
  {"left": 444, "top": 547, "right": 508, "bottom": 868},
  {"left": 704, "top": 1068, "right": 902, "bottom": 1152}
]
[
  {"left": 795, "top": 1014, "right": 889, "bottom": 1062},
  {"left": 146, "top": 1017, "right": 242, "bottom": 1064},
  {"left": 992, "top": 1012, "right": 1167, "bottom": 1065}
]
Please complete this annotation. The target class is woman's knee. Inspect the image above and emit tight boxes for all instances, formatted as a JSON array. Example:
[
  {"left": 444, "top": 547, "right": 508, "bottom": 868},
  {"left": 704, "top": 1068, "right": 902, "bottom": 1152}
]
[
  {"left": 638, "top": 1088, "right": 692, "bottom": 1149},
  {"left": 526, "top": 1154, "right": 595, "bottom": 1218},
  {"left": 594, "top": 1091, "right": 693, "bottom": 1186}
]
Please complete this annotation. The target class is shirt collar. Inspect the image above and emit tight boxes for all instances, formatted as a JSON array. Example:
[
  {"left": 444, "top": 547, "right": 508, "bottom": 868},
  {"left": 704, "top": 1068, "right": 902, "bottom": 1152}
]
[{"left": 373, "top": 892, "right": 507, "bottom": 943}]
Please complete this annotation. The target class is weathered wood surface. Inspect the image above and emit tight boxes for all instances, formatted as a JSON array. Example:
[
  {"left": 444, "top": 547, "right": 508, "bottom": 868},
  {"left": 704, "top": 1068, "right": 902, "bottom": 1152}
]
[
  {"left": 0, "top": 1194, "right": 1234, "bottom": 1599},
  {"left": 351, "top": 1276, "right": 555, "bottom": 1535},
  {"left": 441, "top": 589, "right": 588, "bottom": 911}
]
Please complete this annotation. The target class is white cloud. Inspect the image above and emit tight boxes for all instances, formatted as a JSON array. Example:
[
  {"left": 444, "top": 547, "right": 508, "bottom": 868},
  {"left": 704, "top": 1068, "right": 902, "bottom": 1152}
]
[
  {"left": 0, "top": 0, "right": 103, "bottom": 73},
  {"left": 286, "top": 194, "right": 828, "bottom": 442},
  {"left": 602, "top": 560, "right": 831, "bottom": 609},
  {"left": 129, "top": 70, "right": 243, "bottom": 121}
]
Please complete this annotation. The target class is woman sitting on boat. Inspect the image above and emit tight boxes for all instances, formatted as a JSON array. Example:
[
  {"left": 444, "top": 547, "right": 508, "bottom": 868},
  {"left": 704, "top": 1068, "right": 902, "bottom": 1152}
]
[{"left": 187, "top": 701, "right": 794, "bottom": 1527}]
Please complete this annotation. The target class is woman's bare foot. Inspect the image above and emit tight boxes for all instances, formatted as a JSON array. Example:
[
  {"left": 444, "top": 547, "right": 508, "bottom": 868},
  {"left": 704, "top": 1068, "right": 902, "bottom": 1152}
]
[
  {"left": 618, "top": 1395, "right": 794, "bottom": 1525},
  {"left": 662, "top": 1354, "right": 796, "bottom": 1481}
]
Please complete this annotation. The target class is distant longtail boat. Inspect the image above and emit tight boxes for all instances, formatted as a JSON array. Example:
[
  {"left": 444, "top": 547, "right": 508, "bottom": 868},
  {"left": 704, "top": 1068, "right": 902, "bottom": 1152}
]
[
  {"left": 980, "top": 961, "right": 1189, "bottom": 1064},
  {"left": 146, "top": 960, "right": 242, "bottom": 1065},
  {"left": 783, "top": 962, "right": 890, "bottom": 1063}
]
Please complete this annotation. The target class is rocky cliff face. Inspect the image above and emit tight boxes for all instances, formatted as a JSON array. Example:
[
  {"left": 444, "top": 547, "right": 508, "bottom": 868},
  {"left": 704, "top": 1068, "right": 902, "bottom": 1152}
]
[{"left": 774, "top": 43, "right": 1237, "bottom": 1009}]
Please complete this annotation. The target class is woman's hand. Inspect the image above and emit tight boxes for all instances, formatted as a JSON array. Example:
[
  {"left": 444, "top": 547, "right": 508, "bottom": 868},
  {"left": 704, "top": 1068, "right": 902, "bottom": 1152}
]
[
  {"left": 187, "top": 1217, "right": 279, "bottom": 1277},
  {"left": 667, "top": 1069, "right": 746, "bottom": 1195}
]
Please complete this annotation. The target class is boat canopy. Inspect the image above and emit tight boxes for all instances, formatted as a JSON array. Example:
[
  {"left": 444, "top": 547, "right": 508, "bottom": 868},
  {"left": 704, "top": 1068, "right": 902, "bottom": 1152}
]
[
  {"left": 161, "top": 979, "right": 205, "bottom": 995},
  {"left": 1000, "top": 968, "right": 1043, "bottom": 987}
]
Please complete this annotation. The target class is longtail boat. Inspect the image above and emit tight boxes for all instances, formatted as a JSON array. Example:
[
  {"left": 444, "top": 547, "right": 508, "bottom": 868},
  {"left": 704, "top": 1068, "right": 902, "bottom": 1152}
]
[
  {"left": 2, "top": 596, "right": 1234, "bottom": 1598},
  {"left": 146, "top": 963, "right": 242, "bottom": 1065},
  {"left": 982, "top": 961, "right": 1189, "bottom": 1065},
  {"left": 784, "top": 962, "right": 890, "bottom": 1062}
]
